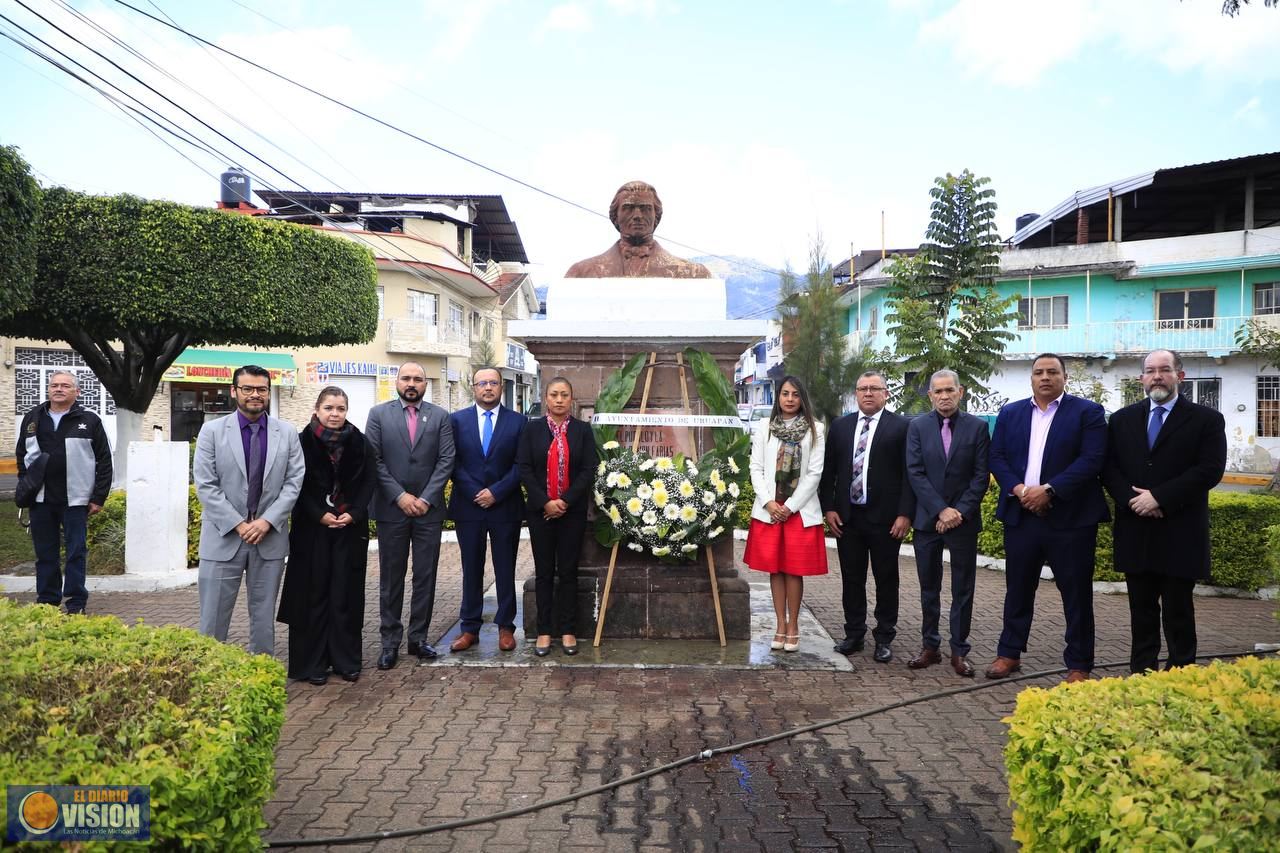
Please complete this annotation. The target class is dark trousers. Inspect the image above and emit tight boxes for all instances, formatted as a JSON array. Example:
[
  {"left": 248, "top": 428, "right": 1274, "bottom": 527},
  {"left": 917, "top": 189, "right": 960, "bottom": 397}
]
[
  {"left": 1125, "top": 571, "right": 1197, "bottom": 673},
  {"left": 285, "top": 529, "right": 366, "bottom": 680},
  {"left": 455, "top": 518, "right": 521, "bottom": 634},
  {"left": 527, "top": 510, "right": 587, "bottom": 636},
  {"left": 998, "top": 519, "right": 1097, "bottom": 671},
  {"left": 912, "top": 528, "right": 978, "bottom": 657},
  {"left": 376, "top": 516, "right": 442, "bottom": 650},
  {"left": 835, "top": 508, "right": 900, "bottom": 645},
  {"left": 30, "top": 503, "right": 89, "bottom": 613}
]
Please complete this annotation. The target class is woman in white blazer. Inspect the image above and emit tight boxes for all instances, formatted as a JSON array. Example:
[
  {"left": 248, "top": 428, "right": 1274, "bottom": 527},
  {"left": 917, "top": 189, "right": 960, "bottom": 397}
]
[{"left": 744, "top": 375, "right": 827, "bottom": 653}]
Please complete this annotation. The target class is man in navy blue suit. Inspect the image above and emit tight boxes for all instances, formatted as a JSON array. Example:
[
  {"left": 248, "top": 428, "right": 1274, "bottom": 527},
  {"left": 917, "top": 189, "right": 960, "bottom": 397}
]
[
  {"left": 986, "top": 354, "right": 1109, "bottom": 684},
  {"left": 447, "top": 366, "right": 526, "bottom": 652}
]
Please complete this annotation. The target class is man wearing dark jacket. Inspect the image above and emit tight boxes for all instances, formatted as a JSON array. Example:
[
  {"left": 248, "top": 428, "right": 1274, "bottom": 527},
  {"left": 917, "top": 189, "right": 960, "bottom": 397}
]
[{"left": 15, "top": 371, "right": 113, "bottom": 613}]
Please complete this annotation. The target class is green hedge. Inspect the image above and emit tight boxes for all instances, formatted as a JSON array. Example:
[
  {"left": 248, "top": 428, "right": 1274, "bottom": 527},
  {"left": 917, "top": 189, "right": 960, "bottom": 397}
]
[
  {"left": 1005, "top": 656, "right": 1280, "bottom": 851},
  {"left": 977, "top": 486, "right": 1280, "bottom": 591},
  {"left": 0, "top": 599, "right": 286, "bottom": 850},
  {"left": 84, "top": 488, "right": 201, "bottom": 573},
  {"left": 0, "top": 144, "right": 40, "bottom": 318}
]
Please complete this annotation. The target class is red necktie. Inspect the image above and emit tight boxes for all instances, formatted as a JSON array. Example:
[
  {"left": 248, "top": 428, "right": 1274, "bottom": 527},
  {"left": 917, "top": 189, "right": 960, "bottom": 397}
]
[{"left": 406, "top": 405, "right": 418, "bottom": 444}]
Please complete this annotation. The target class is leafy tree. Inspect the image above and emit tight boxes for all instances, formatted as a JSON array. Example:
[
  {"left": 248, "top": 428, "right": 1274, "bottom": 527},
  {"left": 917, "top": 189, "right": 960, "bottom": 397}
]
[
  {"left": 0, "top": 188, "right": 379, "bottom": 479},
  {"left": 884, "top": 170, "right": 1019, "bottom": 413},
  {"left": 1220, "top": 0, "right": 1276, "bottom": 15},
  {"left": 777, "top": 234, "right": 894, "bottom": 425},
  {"left": 0, "top": 144, "right": 40, "bottom": 318},
  {"left": 1065, "top": 360, "right": 1110, "bottom": 407},
  {"left": 1236, "top": 319, "right": 1280, "bottom": 370}
]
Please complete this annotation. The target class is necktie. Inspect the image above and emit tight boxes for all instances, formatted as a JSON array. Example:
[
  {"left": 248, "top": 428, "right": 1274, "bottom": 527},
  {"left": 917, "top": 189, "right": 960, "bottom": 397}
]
[
  {"left": 246, "top": 420, "right": 264, "bottom": 518},
  {"left": 482, "top": 410, "right": 494, "bottom": 455},
  {"left": 406, "top": 405, "right": 418, "bottom": 445},
  {"left": 848, "top": 416, "right": 872, "bottom": 504},
  {"left": 1147, "top": 405, "right": 1166, "bottom": 449},
  {"left": 941, "top": 416, "right": 952, "bottom": 458}
]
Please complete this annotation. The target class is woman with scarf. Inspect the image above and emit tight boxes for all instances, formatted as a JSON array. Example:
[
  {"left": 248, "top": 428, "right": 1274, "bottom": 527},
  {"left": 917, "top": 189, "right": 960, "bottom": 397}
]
[
  {"left": 516, "top": 377, "right": 598, "bottom": 657},
  {"left": 277, "top": 386, "right": 375, "bottom": 685},
  {"left": 744, "top": 375, "right": 827, "bottom": 653}
]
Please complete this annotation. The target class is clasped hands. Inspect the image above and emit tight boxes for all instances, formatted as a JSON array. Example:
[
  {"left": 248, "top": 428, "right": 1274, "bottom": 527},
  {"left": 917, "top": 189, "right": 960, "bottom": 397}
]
[
  {"left": 542, "top": 499, "right": 568, "bottom": 521},
  {"left": 396, "top": 492, "right": 431, "bottom": 517},
  {"left": 765, "top": 500, "right": 792, "bottom": 524},
  {"left": 235, "top": 518, "right": 272, "bottom": 544},
  {"left": 1012, "top": 483, "right": 1052, "bottom": 517},
  {"left": 320, "top": 512, "right": 355, "bottom": 529},
  {"left": 935, "top": 506, "right": 964, "bottom": 534},
  {"left": 824, "top": 511, "right": 911, "bottom": 541},
  {"left": 1128, "top": 486, "right": 1163, "bottom": 518}
]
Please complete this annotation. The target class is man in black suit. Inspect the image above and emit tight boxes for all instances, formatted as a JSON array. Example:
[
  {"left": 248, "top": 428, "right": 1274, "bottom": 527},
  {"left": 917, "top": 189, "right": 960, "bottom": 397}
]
[
  {"left": 905, "top": 369, "right": 990, "bottom": 677},
  {"left": 819, "top": 371, "right": 915, "bottom": 663},
  {"left": 447, "top": 366, "right": 526, "bottom": 653},
  {"left": 986, "top": 354, "right": 1109, "bottom": 684},
  {"left": 1102, "top": 349, "right": 1226, "bottom": 673}
]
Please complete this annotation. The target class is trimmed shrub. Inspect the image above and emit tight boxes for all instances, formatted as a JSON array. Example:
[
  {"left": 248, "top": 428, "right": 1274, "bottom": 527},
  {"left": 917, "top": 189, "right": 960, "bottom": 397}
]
[
  {"left": 0, "top": 144, "right": 40, "bottom": 319},
  {"left": 1005, "top": 656, "right": 1280, "bottom": 851},
  {"left": 735, "top": 479, "right": 754, "bottom": 530},
  {"left": 85, "top": 489, "right": 202, "bottom": 572},
  {"left": 0, "top": 599, "right": 286, "bottom": 850},
  {"left": 976, "top": 486, "right": 1280, "bottom": 591}
]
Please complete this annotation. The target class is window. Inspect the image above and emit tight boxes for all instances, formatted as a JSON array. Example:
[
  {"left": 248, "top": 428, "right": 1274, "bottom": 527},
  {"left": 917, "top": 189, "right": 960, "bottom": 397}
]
[
  {"left": 1120, "top": 378, "right": 1145, "bottom": 407},
  {"left": 1178, "top": 378, "right": 1220, "bottom": 410},
  {"left": 376, "top": 287, "right": 384, "bottom": 320},
  {"left": 471, "top": 310, "right": 483, "bottom": 339},
  {"left": 1259, "top": 376, "right": 1280, "bottom": 438},
  {"left": 869, "top": 306, "right": 878, "bottom": 332},
  {"left": 1255, "top": 282, "right": 1280, "bottom": 316},
  {"left": 1017, "top": 295, "right": 1068, "bottom": 329},
  {"left": 448, "top": 301, "right": 465, "bottom": 335},
  {"left": 14, "top": 347, "right": 116, "bottom": 417},
  {"left": 407, "top": 290, "right": 437, "bottom": 324},
  {"left": 1157, "top": 288, "right": 1214, "bottom": 329},
  {"left": 485, "top": 319, "right": 495, "bottom": 341}
]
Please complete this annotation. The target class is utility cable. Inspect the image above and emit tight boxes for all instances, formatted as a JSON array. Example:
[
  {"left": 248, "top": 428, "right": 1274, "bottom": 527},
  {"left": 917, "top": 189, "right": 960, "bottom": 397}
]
[{"left": 263, "top": 648, "right": 1269, "bottom": 848}]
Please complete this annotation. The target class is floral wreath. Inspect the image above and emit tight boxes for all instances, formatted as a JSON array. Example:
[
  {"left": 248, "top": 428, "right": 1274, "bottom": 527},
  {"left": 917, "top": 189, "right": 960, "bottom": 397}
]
[{"left": 591, "top": 348, "right": 750, "bottom": 563}]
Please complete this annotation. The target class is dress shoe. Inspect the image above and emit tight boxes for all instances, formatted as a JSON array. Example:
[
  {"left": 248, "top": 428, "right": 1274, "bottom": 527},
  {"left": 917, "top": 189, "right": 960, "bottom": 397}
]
[
  {"left": 783, "top": 633, "right": 800, "bottom": 653},
  {"left": 873, "top": 643, "right": 893, "bottom": 663},
  {"left": 450, "top": 632, "right": 479, "bottom": 652},
  {"left": 534, "top": 634, "right": 553, "bottom": 657},
  {"left": 498, "top": 628, "right": 517, "bottom": 652},
  {"left": 307, "top": 674, "right": 328, "bottom": 686},
  {"left": 408, "top": 641, "right": 438, "bottom": 660},
  {"left": 1065, "top": 669, "right": 1089, "bottom": 684},
  {"left": 833, "top": 637, "right": 865, "bottom": 655},
  {"left": 377, "top": 649, "right": 398, "bottom": 670},
  {"left": 951, "top": 655, "right": 975, "bottom": 677},
  {"left": 340, "top": 671, "right": 360, "bottom": 683},
  {"left": 907, "top": 647, "right": 942, "bottom": 669},
  {"left": 562, "top": 635, "right": 579, "bottom": 656},
  {"left": 770, "top": 632, "right": 786, "bottom": 651},
  {"left": 985, "top": 656, "right": 1022, "bottom": 680}
]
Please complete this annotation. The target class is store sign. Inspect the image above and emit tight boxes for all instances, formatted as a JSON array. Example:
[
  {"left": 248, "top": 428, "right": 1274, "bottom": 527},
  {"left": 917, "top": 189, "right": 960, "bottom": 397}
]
[
  {"left": 162, "top": 364, "right": 296, "bottom": 386},
  {"left": 305, "top": 361, "right": 379, "bottom": 383}
]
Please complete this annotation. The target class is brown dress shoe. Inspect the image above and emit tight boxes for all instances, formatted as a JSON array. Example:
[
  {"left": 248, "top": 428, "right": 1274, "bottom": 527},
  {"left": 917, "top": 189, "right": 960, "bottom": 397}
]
[
  {"left": 951, "top": 655, "right": 975, "bottom": 677},
  {"left": 450, "top": 632, "right": 479, "bottom": 652},
  {"left": 1065, "top": 669, "right": 1089, "bottom": 684},
  {"left": 908, "top": 648, "right": 942, "bottom": 669},
  {"left": 985, "top": 656, "right": 1022, "bottom": 680},
  {"left": 498, "top": 628, "right": 517, "bottom": 652}
]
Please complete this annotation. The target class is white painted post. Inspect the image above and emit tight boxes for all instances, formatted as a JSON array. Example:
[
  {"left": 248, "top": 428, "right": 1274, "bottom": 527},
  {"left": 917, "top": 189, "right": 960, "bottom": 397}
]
[{"left": 125, "top": 440, "right": 189, "bottom": 575}]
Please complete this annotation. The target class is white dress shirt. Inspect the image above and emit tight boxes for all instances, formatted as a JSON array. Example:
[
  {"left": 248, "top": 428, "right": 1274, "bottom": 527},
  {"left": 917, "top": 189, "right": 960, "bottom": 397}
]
[
  {"left": 850, "top": 409, "right": 882, "bottom": 505},
  {"left": 1022, "top": 394, "right": 1063, "bottom": 487}
]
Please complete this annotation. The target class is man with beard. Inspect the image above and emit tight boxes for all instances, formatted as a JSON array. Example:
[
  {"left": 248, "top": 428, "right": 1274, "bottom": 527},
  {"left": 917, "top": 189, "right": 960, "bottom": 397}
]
[
  {"left": 366, "top": 362, "right": 455, "bottom": 669},
  {"left": 1102, "top": 349, "right": 1226, "bottom": 673},
  {"left": 195, "top": 365, "right": 305, "bottom": 654},
  {"left": 564, "top": 181, "right": 712, "bottom": 278}
]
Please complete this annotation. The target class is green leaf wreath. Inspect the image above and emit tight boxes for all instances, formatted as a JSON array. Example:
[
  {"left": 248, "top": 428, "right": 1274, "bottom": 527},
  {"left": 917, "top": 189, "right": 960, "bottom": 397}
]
[{"left": 592, "top": 348, "right": 750, "bottom": 562}]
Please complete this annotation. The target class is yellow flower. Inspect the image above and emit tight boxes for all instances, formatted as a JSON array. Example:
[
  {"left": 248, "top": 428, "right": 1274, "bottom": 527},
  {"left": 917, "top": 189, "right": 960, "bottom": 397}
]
[
  {"left": 727, "top": 457, "right": 740, "bottom": 474},
  {"left": 678, "top": 480, "right": 695, "bottom": 498},
  {"left": 608, "top": 505, "right": 622, "bottom": 524},
  {"left": 616, "top": 473, "right": 632, "bottom": 488},
  {"left": 652, "top": 488, "right": 669, "bottom": 507},
  {"left": 679, "top": 505, "right": 698, "bottom": 522},
  {"left": 714, "top": 480, "right": 727, "bottom": 495},
  {"left": 602, "top": 440, "right": 620, "bottom": 450},
  {"left": 655, "top": 457, "right": 675, "bottom": 471},
  {"left": 626, "top": 497, "right": 643, "bottom": 516}
]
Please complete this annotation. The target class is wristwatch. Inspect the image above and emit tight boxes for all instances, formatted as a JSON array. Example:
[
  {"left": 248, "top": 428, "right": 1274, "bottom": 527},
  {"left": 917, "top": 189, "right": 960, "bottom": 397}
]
[{"left": 1043, "top": 484, "right": 1056, "bottom": 499}]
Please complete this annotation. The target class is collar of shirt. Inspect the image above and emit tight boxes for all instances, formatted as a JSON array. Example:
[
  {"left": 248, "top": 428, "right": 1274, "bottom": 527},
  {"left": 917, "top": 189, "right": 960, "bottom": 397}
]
[
  {"left": 1031, "top": 393, "right": 1064, "bottom": 413},
  {"left": 478, "top": 404, "right": 501, "bottom": 430},
  {"left": 399, "top": 398, "right": 420, "bottom": 412},
  {"left": 237, "top": 411, "right": 267, "bottom": 431},
  {"left": 1149, "top": 396, "right": 1178, "bottom": 413}
]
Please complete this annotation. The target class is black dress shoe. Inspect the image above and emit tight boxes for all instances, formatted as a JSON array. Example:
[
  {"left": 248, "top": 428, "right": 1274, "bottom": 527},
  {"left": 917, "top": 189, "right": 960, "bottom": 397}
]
[
  {"left": 833, "top": 637, "right": 865, "bottom": 655},
  {"left": 408, "top": 641, "right": 438, "bottom": 660},
  {"left": 874, "top": 643, "right": 893, "bottom": 663},
  {"left": 307, "top": 674, "right": 328, "bottom": 686},
  {"left": 340, "top": 671, "right": 360, "bottom": 682},
  {"left": 533, "top": 645, "right": 551, "bottom": 657},
  {"left": 562, "top": 643, "right": 579, "bottom": 656},
  {"left": 377, "top": 649, "right": 398, "bottom": 670}
]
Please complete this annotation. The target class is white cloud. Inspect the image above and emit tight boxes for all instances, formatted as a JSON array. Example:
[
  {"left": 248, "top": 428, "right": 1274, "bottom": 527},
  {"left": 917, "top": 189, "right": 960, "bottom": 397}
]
[
  {"left": 605, "top": 0, "right": 677, "bottom": 16},
  {"left": 420, "top": 0, "right": 507, "bottom": 62},
  {"left": 536, "top": 3, "right": 594, "bottom": 38}
]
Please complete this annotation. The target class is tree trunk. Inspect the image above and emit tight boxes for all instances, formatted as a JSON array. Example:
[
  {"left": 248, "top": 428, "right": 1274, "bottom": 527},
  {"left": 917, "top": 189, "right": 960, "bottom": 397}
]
[{"left": 111, "top": 408, "right": 147, "bottom": 487}]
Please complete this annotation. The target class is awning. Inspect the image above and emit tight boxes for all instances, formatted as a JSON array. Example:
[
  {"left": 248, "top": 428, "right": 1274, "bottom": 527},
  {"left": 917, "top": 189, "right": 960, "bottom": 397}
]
[{"left": 164, "top": 349, "right": 298, "bottom": 386}]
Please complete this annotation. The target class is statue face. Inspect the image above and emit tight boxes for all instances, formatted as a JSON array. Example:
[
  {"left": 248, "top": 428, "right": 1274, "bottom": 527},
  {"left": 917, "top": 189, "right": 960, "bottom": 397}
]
[{"left": 615, "top": 191, "right": 658, "bottom": 241}]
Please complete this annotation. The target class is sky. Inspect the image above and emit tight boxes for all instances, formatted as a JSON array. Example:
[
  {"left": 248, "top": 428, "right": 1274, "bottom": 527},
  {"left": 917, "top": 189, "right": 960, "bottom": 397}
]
[{"left": 2, "top": 0, "right": 1278, "bottom": 285}]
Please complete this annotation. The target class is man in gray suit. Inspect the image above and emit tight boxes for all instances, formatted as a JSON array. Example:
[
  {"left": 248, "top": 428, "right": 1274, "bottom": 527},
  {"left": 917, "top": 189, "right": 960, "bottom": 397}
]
[
  {"left": 905, "top": 369, "right": 990, "bottom": 677},
  {"left": 194, "top": 365, "right": 304, "bottom": 655},
  {"left": 366, "top": 361, "right": 455, "bottom": 669}
]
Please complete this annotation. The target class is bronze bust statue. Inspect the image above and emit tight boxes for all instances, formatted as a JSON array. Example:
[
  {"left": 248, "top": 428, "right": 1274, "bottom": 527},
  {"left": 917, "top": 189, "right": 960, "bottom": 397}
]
[{"left": 565, "top": 181, "right": 712, "bottom": 279}]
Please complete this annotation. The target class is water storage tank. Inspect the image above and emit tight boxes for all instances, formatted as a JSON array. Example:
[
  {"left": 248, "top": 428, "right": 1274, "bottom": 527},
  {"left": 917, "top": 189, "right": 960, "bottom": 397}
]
[
  {"left": 219, "top": 167, "right": 251, "bottom": 206},
  {"left": 1015, "top": 212, "right": 1039, "bottom": 232}
]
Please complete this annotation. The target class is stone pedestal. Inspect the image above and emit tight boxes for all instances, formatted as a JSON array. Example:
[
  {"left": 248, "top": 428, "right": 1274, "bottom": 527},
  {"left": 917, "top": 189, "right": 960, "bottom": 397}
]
[
  {"left": 125, "top": 440, "right": 189, "bottom": 575},
  {"left": 509, "top": 278, "right": 764, "bottom": 641}
]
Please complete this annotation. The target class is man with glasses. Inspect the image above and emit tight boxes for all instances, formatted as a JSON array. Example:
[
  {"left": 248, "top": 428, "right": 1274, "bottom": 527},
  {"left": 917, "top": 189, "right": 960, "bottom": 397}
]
[
  {"left": 819, "top": 371, "right": 914, "bottom": 664},
  {"left": 15, "top": 370, "right": 113, "bottom": 614},
  {"left": 1102, "top": 349, "right": 1226, "bottom": 672},
  {"left": 446, "top": 366, "right": 526, "bottom": 653},
  {"left": 194, "top": 365, "right": 304, "bottom": 654}
]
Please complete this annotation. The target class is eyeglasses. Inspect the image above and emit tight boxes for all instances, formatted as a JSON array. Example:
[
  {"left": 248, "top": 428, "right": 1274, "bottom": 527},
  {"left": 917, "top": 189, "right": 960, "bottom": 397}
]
[
  {"left": 855, "top": 386, "right": 887, "bottom": 394},
  {"left": 1142, "top": 367, "right": 1177, "bottom": 376},
  {"left": 474, "top": 380, "right": 500, "bottom": 388},
  {"left": 235, "top": 385, "right": 270, "bottom": 397}
]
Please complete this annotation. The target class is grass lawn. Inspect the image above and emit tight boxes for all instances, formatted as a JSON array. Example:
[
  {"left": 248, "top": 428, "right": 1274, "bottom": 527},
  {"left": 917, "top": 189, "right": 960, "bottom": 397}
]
[{"left": 0, "top": 509, "right": 35, "bottom": 573}]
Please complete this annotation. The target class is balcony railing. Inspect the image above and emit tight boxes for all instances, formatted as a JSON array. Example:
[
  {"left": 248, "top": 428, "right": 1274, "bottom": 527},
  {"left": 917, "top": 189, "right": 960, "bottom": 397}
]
[{"left": 385, "top": 319, "right": 473, "bottom": 358}]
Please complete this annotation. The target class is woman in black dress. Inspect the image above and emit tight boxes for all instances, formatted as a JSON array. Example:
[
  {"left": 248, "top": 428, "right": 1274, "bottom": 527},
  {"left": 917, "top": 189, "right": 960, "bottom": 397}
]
[
  {"left": 516, "top": 377, "right": 598, "bottom": 656},
  {"left": 277, "top": 386, "right": 375, "bottom": 684}
]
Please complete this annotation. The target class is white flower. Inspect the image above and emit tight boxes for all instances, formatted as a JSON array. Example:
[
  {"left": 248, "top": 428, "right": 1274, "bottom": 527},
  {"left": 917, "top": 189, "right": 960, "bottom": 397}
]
[
  {"left": 685, "top": 461, "right": 698, "bottom": 476},
  {"left": 594, "top": 491, "right": 605, "bottom": 507},
  {"left": 655, "top": 457, "right": 674, "bottom": 471},
  {"left": 606, "top": 471, "right": 620, "bottom": 487},
  {"left": 723, "top": 505, "right": 736, "bottom": 519},
  {"left": 626, "top": 497, "right": 644, "bottom": 516},
  {"left": 627, "top": 542, "right": 643, "bottom": 552},
  {"left": 616, "top": 473, "right": 632, "bottom": 488},
  {"left": 681, "top": 543, "right": 697, "bottom": 553},
  {"left": 641, "top": 525, "right": 658, "bottom": 535},
  {"left": 652, "top": 488, "right": 669, "bottom": 508},
  {"left": 678, "top": 480, "right": 695, "bottom": 498},
  {"left": 714, "top": 480, "right": 727, "bottom": 496},
  {"left": 679, "top": 505, "right": 698, "bottom": 523},
  {"left": 602, "top": 440, "right": 620, "bottom": 450},
  {"left": 709, "top": 468, "right": 722, "bottom": 485},
  {"left": 710, "top": 526, "right": 724, "bottom": 538},
  {"left": 608, "top": 505, "right": 622, "bottom": 524},
  {"left": 670, "top": 529, "right": 687, "bottom": 541},
  {"left": 652, "top": 546, "right": 671, "bottom": 556},
  {"left": 663, "top": 503, "right": 680, "bottom": 520},
  {"left": 639, "top": 459, "right": 655, "bottom": 471},
  {"left": 636, "top": 484, "right": 653, "bottom": 500},
  {"left": 598, "top": 461, "right": 607, "bottom": 476},
  {"left": 728, "top": 482, "right": 740, "bottom": 498},
  {"left": 642, "top": 510, "right": 658, "bottom": 525},
  {"left": 702, "top": 491, "right": 716, "bottom": 506},
  {"left": 727, "top": 457, "right": 740, "bottom": 474}
]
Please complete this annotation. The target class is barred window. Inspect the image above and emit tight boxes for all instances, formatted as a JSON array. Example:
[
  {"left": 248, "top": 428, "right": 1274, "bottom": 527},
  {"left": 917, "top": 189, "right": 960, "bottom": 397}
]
[
  {"left": 1255, "top": 282, "right": 1280, "bottom": 316},
  {"left": 14, "top": 348, "right": 115, "bottom": 416},
  {"left": 1258, "top": 376, "right": 1280, "bottom": 438}
]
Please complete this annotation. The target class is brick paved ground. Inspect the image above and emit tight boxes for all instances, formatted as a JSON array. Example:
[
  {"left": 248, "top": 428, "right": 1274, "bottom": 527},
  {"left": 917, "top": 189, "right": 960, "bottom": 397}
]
[{"left": 7, "top": 542, "right": 1278, "bottom": 851}]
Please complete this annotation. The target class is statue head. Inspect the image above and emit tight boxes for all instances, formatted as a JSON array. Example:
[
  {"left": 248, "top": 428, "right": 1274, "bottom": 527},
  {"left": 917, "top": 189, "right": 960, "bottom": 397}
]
[{"left": 609, "top": 181, "right": 663, "bottom": 244}]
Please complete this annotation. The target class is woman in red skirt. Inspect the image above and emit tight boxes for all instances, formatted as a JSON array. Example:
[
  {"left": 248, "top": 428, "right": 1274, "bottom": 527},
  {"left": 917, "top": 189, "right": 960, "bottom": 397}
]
[{"left": 743, "top": 375, "right": 827, "bottom": 652}]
